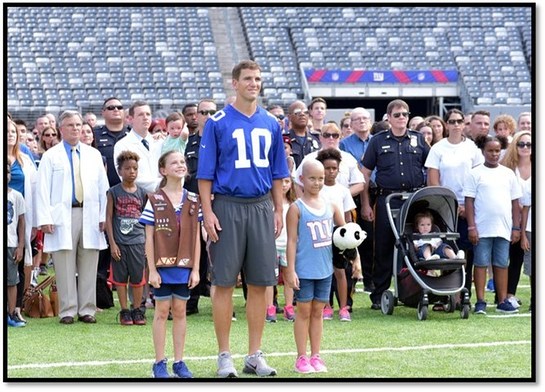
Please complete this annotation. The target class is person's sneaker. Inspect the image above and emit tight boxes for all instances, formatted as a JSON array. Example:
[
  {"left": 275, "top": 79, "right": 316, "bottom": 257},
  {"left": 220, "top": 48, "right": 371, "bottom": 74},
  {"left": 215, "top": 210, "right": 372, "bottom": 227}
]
[
  {"left": 119, "top": 309, "right": 133, "bottom": 326},
  {"left": 232, "top": 312, "right": 237, "bottom": 321},
  {"left": 486, "top": 278, "right": 495, "bottom": 292},
  {"left": 217, "top": 351, "right": 238, "bottom": 378},
  {"left": 39, "top": 265, "right": 48, "bottom": 275},
  {"left": 474, "top": 300, "right": 487, "bottom": 315},
  {"left": 426, "top": 254, "right": 440, "bottom": 260},
  {"left": 14, "top": 307, "right": 26, "bottom": 323},
  {"left": 131, "top": 308, "right": 147, "bottom": 325},
  {"left": 507, "top": 296, "right": 521, "bottom": 309},
  {"left": 7, "top": 314, "right": 26, "bottom": 328},
  {"left": 283, "top": 305, "right": 295, "bottom": 322},
  {"left": 152, "top": 358, "right": 170, "bottom": 378},
  {"left": 322, "top": 305, "right": 333, "bottom": 320},
  {"left": 294, "top": 355, "right": 314, "bottom": 374},
  {"left": 10, "top": 312, "right": 27, "bottom": 326},
  {"left": 243, "top": 350, "right": 277, "bottom": 376},
  {"left": 172, "top": 360, "right": 193, "bottom": 378},
  {"left": 496, "top": 299, "right": 519, "bottom": 314},
  {"left": 310, "top": 354, "right": 328, "bottom": 373},
  {"left": 456, "top": 250, "right": 465, "bottom": 259},
  {"left": 339, "top": 306, "right": 351, "bottom": 322},
  {"left": 266, "top": 305, "right": 277, "bottom": 323}
]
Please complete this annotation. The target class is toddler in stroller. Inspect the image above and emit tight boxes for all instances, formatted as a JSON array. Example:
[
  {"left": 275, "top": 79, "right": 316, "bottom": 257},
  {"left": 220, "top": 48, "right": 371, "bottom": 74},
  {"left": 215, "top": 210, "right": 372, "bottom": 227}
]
[{"left": 413, "top": 210, "right": 465, "bottom": 276}]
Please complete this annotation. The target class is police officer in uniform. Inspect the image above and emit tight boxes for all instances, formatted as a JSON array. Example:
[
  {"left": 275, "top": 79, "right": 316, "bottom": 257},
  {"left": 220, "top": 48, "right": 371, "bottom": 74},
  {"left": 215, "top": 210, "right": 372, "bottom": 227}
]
[
  {"left": 285, "top": 100, "right": 321, "bottom": 168},
  {"left": 361, "top": 99, "right": 430, "bottom": 309}
]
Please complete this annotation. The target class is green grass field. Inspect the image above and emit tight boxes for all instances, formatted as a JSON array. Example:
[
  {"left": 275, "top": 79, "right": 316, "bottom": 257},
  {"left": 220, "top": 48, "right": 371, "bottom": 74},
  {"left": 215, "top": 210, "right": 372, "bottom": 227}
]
[{"left": 6, "top": 277, "right": 534, "bottom": 381}]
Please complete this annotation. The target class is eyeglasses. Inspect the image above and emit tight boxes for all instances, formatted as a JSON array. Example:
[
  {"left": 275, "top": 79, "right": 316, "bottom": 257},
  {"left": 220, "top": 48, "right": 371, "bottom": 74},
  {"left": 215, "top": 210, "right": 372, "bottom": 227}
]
[
  {"left": 516, "top": 142, "right": 532, "bottom": 148},
  {"left": 392, "top": 112, "right": 410, "bottom": 118},
  {"left": 43, "top": 133, "right": 57, "bottom": 137},
  {"left": 342, "top": 124, "right": 351, "bottom": 128},
  {"left": 199, "top": 110, "right": 216, "bottom": 116},
  {"left": 105, "top": 105, "right": 123, "bottom": 111},
  {"left": 291, "top": 109, "right": 309, "bottom": 116},
  {"left": 321, "top": 133, "right": 340, "bottom": 139},
  {"left": 447, "top": 119, "right": 464, "bottom": 125}
]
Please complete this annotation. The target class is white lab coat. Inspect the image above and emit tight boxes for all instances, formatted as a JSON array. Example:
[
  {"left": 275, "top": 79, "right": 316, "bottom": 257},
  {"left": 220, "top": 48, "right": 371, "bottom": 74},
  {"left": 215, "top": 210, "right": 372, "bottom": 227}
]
[{"left": 35, "top": 142, "right": 109, "bottom": 252}]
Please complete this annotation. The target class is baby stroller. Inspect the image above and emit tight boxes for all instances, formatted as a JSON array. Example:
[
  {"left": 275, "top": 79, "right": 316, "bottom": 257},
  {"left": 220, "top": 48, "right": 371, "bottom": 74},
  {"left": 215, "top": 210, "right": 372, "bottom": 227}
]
[{"left": 381, "top": 186, "right": 471, "bottom": 320}]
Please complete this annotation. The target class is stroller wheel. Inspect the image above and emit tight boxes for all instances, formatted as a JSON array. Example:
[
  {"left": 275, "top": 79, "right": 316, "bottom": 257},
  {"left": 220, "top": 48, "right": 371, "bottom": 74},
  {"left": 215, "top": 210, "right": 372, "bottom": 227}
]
[
  {"left": 460, "top": 304, "right": 470, "bottom": 319},
  {"left": 381, "top": 290, "right": 395, "bottom": 315},
  {"left": 417, "top": 302, "right": 428, "bottom": 321},
  {"left": 444, "top": 295, "right": 456, "bottom": 313}
]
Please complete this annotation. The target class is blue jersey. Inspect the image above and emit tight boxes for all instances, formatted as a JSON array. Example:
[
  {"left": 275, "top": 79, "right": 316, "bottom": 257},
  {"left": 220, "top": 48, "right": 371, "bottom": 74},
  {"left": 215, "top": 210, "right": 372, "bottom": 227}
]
[{"left": 197, "top": 105, "right": 290, "bottom": 198}]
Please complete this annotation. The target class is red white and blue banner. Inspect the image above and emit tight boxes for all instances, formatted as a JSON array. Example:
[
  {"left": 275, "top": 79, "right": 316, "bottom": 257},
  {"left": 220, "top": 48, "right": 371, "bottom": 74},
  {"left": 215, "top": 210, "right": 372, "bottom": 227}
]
[{"left": 304, "top": 69, "right": 458, "bottom": 84}]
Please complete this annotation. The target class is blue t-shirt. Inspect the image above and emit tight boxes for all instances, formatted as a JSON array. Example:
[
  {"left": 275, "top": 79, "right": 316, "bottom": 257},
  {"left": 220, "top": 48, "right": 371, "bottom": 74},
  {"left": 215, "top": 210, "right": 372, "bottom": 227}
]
[
  {"left": 294, "top": 199, "right": 334, "bottom": 279},
  {"left": 197, "top": 105, "right": 290, "bottom": 198}
]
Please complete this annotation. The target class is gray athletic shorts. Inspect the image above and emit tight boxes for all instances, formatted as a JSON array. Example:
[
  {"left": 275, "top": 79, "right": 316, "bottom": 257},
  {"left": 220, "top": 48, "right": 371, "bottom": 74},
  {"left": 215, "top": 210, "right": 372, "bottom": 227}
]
[
  {"left": 7, "top": 247, "right": 20, "bottom": 286},
  {"left": 208, "top": 193, "right": 277, "bottom": 287}
]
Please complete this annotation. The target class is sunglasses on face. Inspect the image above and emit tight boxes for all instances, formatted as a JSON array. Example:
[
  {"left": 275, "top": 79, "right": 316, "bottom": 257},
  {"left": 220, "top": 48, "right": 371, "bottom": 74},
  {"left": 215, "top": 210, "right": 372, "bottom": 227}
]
[
  {"left": 43, "top": 133, "right": 57, "bottom": 137},
  {"left": 447, "top": 119, "right": 464, "bottom": 125},
  {"left": 199, "top": 110, "right": 216, "bottom": 116},
  {"left": 392, "top": 112, "right": 410, "bottom": 118},
  {"left": 517, "top": 142, "right": 532, "bottom": 148},
  {"left": 105, "top": 105, "right": 123, "bottom": 111},
  {"left": 291, "top": 109, "right": 309, "bottom": 116},
  {"left": 276, "top": 114, "right": 285, "bottom": 120},
  {"left": 342, "top": 124, "right": 351, "bottom": 128},
  {"left": 321, "top": 133, "right": 340, "bottom": 139}
]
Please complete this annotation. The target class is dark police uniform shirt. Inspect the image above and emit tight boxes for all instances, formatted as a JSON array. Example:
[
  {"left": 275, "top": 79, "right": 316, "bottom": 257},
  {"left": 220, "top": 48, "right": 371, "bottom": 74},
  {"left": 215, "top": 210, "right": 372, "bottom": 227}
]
[
  {"left": 286, "top": 129, "right": 321, "bottom": 169},
  {"left": 94, "top": 125, "right": 130, "bottom": 187},
  {"left": 184, "top": 132, "right": 201, "bottom": 194},
  {"left": 362, "top": 128, "right": 430, "bottom": 191}
]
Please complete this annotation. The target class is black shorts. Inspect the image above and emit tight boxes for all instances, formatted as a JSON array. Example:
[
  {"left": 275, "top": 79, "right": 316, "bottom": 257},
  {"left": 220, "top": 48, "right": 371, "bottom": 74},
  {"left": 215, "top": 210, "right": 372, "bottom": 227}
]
[{"left": 109, "top": 243, "right": 146, "bottom": 286}]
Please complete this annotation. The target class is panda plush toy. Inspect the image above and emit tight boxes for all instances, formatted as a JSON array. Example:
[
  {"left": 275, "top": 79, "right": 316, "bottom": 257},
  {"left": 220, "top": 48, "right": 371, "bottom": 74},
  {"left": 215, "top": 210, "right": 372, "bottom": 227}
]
[{"left": 332, "top": 222, "right": 367, "bottom": 272}]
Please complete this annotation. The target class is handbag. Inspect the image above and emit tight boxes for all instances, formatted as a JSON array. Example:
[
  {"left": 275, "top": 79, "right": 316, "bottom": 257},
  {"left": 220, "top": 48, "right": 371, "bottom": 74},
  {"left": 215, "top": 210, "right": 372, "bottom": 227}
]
[{"left": 23, "top": 275, "right": 55, "bottom": 318}]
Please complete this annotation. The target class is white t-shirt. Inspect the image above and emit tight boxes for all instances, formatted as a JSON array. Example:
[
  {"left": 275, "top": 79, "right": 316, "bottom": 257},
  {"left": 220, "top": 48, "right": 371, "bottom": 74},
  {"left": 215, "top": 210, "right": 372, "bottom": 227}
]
[
  {"left": 7, "top": 189, "right": 26, "bottom": 248},
  {"left": 463, "top": 164, "right": 522, "bottom": 241},
  {"left": 275, "top": 200, "right": 291, "bottom": 251},
  {"left": 425, "top": 138, "right": 484, "bottom": 204},
  {"left": 320, "top": 183, "right": 356, "bottom": 214},
  {"left": 294, "top": 150, "right": 365, "bottom": 188},
  {"left": 517, "top": 168, "right": 532, "bottom": 233}
]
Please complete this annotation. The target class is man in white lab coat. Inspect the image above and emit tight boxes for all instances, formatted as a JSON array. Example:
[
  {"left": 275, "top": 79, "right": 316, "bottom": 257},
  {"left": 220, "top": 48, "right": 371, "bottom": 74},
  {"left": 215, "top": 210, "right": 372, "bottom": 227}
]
[{"left": 35, "top": 110, "right": 109, "bottom": 324}]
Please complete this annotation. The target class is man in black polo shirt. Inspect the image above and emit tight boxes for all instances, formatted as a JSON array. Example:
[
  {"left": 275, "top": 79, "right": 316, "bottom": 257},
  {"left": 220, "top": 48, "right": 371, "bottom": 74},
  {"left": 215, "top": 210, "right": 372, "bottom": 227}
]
[{"left": 361, "top": 99, "right": 430, "bottom": 309}]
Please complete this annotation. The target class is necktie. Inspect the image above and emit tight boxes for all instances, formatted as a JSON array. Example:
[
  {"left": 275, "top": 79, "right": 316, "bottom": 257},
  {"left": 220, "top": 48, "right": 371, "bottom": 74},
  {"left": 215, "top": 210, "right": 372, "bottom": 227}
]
[
  {"left": 142, "top": 138, "right": 149, "bottom": 150},
  {"left": 72, "top": 146, "right": 83, "bottom": 203}
]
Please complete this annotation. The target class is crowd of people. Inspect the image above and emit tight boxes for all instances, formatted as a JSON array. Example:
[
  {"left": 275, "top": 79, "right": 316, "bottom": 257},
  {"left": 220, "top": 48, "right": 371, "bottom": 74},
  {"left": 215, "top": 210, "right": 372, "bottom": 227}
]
[{"left": 6, "top": 60, "right": 533, "bottom": 377}]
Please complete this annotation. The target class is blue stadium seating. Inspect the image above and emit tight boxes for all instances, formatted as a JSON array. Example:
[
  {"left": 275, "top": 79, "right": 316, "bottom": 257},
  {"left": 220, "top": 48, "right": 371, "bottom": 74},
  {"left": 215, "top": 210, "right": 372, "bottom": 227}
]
[{"left": 6, "top": 5, "right": 532, "bottom": 118}]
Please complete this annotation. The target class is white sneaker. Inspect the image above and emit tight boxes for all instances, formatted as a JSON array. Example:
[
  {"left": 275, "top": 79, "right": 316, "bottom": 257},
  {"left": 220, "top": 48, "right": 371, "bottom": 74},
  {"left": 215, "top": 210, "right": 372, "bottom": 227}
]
[
  {"left": 426, "top": 254, "right": 440, "bottom": 260},
  {"left": 217, "top": 351, "right": 238, "bottom": 378},
  {"left": 507, "top": 296, "right": 521, "bottom": 309},
  {"left": 243, "top": 350, "right": 277, "bottom": 376},
  {"left": 456, "top": 250, "right": 465, "bottom": 259}
]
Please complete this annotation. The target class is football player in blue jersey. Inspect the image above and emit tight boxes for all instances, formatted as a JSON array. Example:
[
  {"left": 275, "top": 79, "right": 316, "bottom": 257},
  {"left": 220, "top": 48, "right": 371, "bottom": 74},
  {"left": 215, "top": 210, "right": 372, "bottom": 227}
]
[{"left": 197, "top": 60, "right": 290, "bottom": 378}]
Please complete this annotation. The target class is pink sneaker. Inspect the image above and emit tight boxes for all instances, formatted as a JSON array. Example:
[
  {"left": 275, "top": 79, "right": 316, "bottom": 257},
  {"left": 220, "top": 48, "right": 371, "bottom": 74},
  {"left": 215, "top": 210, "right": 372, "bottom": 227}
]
[
  {"left": 283, "top": 305, "right": 295, "bottom": 321},
  {"left": 322, "top": 305, "right": 333, "bottom": 320},
  {"left": 266, "top": 305, "right": 277, "bottom": 323},
  {"left": 294, "top": 355, "right": 314, "bottom": 374},
  {"left": 310, "top": 354, "right": 328, "bottom": 373},
  {"left": 339, "top": 306, "right": 351, "bottom": 322}
]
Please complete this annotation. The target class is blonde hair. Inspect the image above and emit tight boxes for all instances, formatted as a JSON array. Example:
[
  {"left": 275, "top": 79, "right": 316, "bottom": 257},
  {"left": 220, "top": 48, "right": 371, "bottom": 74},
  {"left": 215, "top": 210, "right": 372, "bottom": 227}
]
[{"left": 500, "top": 131, "right": 532, "bottom": 171}]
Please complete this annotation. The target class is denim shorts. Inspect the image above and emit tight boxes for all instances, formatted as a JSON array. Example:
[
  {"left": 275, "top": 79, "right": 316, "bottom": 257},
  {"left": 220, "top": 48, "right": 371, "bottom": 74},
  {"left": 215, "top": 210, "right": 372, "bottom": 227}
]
[
  {"left": 473, "top": 237, "right": 510, "bottom": 268},
  {"left": 295, "top": 275, "right": 333, "bottom": 303},
  {"left": 416, "top": 242, "right": 452, "bottom": 259},
  {"left": 153, "top": 283, "right": 190, "bottom": 301}
]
